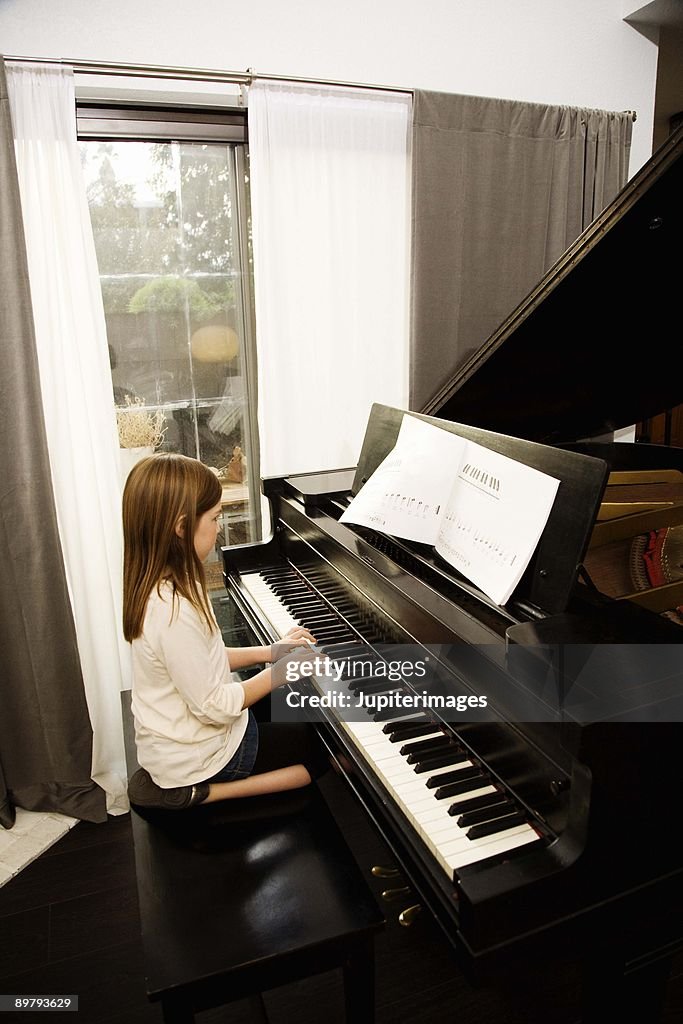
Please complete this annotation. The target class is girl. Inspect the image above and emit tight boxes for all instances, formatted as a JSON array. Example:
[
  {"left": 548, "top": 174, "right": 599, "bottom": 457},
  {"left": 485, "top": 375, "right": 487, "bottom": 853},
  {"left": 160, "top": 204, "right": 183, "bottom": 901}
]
[{"left": 122, "top": 452, "right": 324, "bottom": 811}]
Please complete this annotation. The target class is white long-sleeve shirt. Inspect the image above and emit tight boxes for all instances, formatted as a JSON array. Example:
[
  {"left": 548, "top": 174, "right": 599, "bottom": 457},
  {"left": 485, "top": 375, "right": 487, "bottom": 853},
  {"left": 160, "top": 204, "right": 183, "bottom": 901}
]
[{"left": 130, "top": 581, "right": 248, "bottom": 787}]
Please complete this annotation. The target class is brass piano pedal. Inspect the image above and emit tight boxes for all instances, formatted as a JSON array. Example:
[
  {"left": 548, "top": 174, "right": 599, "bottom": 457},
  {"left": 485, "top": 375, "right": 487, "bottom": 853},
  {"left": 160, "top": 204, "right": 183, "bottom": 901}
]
[
  {"left": 381, "top": 886, "right": 412, "bottom": 902},
  {"left": 371, "top": 865, "right": 401, "bottom": 879},
  {"left": 398, "top": 903, "right": 422, "bottom": 927}
]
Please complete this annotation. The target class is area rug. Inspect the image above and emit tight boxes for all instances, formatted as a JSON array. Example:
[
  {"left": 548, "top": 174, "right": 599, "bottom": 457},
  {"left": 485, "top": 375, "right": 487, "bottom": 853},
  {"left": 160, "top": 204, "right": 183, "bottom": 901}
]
[{"left": 0, "top": 809, "right": 78, "bottom": 887}]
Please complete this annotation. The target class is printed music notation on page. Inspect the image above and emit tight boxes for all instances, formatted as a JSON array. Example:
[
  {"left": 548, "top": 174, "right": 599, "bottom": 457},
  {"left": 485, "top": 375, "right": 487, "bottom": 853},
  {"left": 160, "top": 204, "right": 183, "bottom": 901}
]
[
  {"left": 340, "top": 414, "right": 465, "bottom": 544},
  {"left": 340, "top": 415, "right": 560, "bottom": 606}
]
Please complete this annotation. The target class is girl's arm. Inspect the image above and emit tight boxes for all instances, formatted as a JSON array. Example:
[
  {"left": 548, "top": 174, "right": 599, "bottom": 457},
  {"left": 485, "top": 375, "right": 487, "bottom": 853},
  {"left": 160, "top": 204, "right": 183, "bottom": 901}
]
[
  {"left": 239, "top": 665, "right": 274, "bottom": 707},
  {"left": 226, "top": 645, "right": 271, "bottom": 669}
]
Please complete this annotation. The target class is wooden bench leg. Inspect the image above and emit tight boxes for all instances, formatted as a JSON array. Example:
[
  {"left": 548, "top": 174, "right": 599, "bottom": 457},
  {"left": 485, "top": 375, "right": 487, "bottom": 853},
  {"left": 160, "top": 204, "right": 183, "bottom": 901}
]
[{"left": 343, "top": 935, "right": 375, "bottom": 1024}]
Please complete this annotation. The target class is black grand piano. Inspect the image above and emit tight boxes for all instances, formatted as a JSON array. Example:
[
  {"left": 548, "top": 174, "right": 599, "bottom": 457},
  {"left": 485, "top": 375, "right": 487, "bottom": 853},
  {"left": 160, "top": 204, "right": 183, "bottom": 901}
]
[{"left": 222, "top": 125, "right": 683, "bottom": 1021}]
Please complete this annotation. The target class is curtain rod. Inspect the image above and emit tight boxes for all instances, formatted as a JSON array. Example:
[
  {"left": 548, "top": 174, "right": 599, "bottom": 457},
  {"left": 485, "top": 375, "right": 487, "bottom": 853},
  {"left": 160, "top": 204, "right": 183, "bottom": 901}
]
[
  {"left": 247, "top": 69, "right": 412, "bottom": 96},
  {"left": 4, "top": 55, "right": 636, "bottom": 118},
  {"left": 3, "top": 55, "right": 413, "bottom": 95}
]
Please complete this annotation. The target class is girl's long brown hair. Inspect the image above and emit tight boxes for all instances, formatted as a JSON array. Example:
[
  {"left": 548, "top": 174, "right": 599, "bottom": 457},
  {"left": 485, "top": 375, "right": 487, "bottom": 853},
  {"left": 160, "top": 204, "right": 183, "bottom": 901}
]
[{"left": 122, "top": 453, "right": 222, "bottom": 641}]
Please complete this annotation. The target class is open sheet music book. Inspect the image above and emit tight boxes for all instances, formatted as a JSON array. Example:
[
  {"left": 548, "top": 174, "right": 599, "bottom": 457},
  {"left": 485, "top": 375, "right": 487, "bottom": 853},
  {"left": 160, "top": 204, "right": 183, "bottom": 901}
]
[{"left": 340, "top": 415, "right": 560, "bottom": 606}]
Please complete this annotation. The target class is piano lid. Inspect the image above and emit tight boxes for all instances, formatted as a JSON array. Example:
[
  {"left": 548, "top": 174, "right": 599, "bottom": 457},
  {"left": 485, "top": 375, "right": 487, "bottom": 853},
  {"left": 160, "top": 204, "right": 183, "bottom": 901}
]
[{"left": 422, "top": 124, "right": 683, "bottom": 445}]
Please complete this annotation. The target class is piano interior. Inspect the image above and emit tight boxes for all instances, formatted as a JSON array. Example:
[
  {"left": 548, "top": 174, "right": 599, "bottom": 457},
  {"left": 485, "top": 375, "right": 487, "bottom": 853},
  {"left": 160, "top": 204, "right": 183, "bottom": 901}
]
[
  {"left": 583, "top": 469, "right": 683, "bottom": 624},
  {"left": 222, "top": 125, "right": 683, "bottom": 1015}
]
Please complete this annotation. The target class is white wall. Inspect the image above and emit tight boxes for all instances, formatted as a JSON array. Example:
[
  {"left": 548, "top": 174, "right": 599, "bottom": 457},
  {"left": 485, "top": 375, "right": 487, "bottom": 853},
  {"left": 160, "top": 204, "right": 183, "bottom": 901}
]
[{"left": 0, "top": 0, "right": 659, "bottom": 172}]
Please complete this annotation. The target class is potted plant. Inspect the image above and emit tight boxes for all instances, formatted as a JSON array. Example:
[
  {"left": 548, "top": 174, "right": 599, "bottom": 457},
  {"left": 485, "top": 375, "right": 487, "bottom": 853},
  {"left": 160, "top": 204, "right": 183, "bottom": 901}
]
[{"left": 117, "top": 396, "right": 166, "bottom": 484}]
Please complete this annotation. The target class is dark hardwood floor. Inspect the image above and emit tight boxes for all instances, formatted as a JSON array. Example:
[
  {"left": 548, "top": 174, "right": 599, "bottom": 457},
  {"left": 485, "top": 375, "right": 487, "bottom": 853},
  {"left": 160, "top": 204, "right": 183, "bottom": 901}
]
[
  {"left": 1, "top": 765, "right": 682, "bottom": 1024},
  {"left": 2, "top": 587, "right": 682, "bottom": 1022}
]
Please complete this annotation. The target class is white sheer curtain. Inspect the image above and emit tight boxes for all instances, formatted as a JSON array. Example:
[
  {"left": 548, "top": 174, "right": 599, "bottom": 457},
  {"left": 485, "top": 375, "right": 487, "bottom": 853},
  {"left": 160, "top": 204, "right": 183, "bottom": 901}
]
[
  {"left": 248, "top": 82, "right": 412, "bottom": 477},
  {"left": 6, "top": 63, "right": 130, "bottom": 815}
]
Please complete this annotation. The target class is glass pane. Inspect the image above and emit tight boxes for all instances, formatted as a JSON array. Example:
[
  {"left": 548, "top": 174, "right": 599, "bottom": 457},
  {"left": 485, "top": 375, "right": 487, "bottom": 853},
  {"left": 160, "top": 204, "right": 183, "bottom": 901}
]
[{"left": 80, "top": 137, "right": 258, "bottom": 546}]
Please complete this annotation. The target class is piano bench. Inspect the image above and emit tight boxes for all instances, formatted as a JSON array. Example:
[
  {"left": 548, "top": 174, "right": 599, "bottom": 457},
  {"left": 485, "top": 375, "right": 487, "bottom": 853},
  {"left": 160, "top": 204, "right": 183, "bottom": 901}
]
[{"left": 129, "top": 786, "right": 385, "bottom": 1024}]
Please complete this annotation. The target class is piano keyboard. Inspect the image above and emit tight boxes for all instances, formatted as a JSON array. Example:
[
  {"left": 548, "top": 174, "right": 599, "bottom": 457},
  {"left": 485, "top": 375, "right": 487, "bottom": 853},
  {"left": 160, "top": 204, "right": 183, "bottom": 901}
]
[
  {"left": 242, "top": 566, "right": 394, "bottom": 644},
  {"left": 240, "top": 569, "right": 542, "bottom": 881}
]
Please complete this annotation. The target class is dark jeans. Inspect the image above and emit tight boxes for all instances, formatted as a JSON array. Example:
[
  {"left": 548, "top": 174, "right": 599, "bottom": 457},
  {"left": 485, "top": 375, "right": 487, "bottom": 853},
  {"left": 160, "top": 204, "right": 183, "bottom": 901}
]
[{"left": 205, "top": 711, "right": 328, "bottom": 784}]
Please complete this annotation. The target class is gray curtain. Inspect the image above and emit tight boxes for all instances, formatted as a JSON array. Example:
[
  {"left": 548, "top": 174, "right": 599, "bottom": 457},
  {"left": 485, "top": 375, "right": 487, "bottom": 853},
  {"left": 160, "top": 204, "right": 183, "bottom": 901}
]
[
  {"left": 0, "top": 58, "right": 106, "bottom": 828},
  {"left": 410, "top": 91, "right": 633, "bottom": 411}
]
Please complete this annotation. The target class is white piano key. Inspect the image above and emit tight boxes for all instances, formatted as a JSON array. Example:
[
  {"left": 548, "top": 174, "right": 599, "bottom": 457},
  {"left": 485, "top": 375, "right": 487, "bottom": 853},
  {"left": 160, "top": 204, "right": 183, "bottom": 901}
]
[
  {"left": 419, "top": 761, "right": 475, "bottom": 779},
  {"left": 438, "top": 822, "right": 533, "bottom": 857},
  {"left": 440, "top": 827, "right": 539, "bottom": 876}
]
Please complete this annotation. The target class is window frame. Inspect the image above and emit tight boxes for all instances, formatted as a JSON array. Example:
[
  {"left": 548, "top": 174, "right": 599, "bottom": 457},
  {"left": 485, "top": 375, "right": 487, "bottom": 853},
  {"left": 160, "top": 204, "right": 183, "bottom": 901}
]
[
  {"left": 77, "top": 100, "right": 262, "bottom": 544},
  {"left": 76, "top": 101, "right": 248, "bottom": 143}
]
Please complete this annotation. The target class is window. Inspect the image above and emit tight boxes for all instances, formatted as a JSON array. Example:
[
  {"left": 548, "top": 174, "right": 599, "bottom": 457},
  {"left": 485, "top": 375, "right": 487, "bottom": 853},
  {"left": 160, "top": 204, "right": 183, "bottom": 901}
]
[{"left": 78, "top": 103, "right": 261, "bottom": 549}]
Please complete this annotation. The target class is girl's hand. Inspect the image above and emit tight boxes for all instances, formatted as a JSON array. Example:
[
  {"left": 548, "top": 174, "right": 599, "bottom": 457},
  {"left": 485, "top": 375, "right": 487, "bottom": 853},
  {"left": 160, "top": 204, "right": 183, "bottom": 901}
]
[
  {"left": 283, "top": 625, "right": 316, "bottom": 645},
  {"left": 270, "top": 622, "right": 317, "bottom": 663},
  {"left": 270, "top": 626, "right": 318, "bottom": 684},
  {"left": 275, "top": 625, "right": 317, "bottom": 655}
]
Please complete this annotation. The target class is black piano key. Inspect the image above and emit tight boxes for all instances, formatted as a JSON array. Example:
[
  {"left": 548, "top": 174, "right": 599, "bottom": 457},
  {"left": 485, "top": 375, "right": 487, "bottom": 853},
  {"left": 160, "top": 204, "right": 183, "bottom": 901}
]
[
  {"left": 304, "top": 629, "right": 351, "bottom": 643},
  {"left": 384, "top": 720, "right": 435, "bottom": 741},
  {"left": 320, "top": 643, "right": 370, "bottom": 657},
  {"left": 286, "top": 610, "right": 338, "bottom": 623},
  {"left": 466, "top": 812, "right": 528, "bottom": 839},
  {"left": 288, "top": 606, "right": 338, "bottom": 618},
  {"left": 288, "top": 600, "right": 331, "bottom": 613},
  {"left": 285, "top": 611, "right": 337, "bottom": 626},
  {"left": 456, "top": 799, "right": 515, "bottom": 828},
  {"left": 399, "top": 735, "right": 450, "bottom": 757},
  {"left": 346, "top": 678, "right": 378, "bottom": 693},
  {"left": 262, "top": 568, "right": 304, "bottom": 580},
  {"left": 447, "top": 791, "right": 504, "bottom": 816},
  {"left": 306, "top": 580, "right": 343, "bottom": 592},
  {"left": 342, "top": 611, "right": 367, "bottom": 625},
  {"left": 299, "top": 611, "right": 340, "bottom": 624},
  {"left": 268, "top": 577, "right": 310, "bottom": 588},
  {"left": 343, "top": 655, "right": 382, "bottom": 672},
  {"left": 269, "top": 586, "right": 314, "bottom": 599},
  {"left": 409, "top": 745, "right": 462, "bottom": 770},
  {"left": 349, "top": 680, "right": 398, "bottom": 696},
  {"left": 434, "top": 772, "right": 487, "bottom": 799},
  {"left": 373, "top": 705, "right": 418, "bottom": 723},
  {"left": 425, "top": 761, "right": 478, "bottom": 788},
  {"left": 319, "top": 650, "right": 368, "bottom": 663},
  {"left": 413, "top": 750, "right": 467, "bottom": 773},
  {"left": 260, "top": 569, "right": 297, "bottom": 582},
  {"left": 387, "top": 724, "right": 436, "bottom": 741},
  {"left": 306, "top": 623, "right": 347, "bottom": 635}
]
